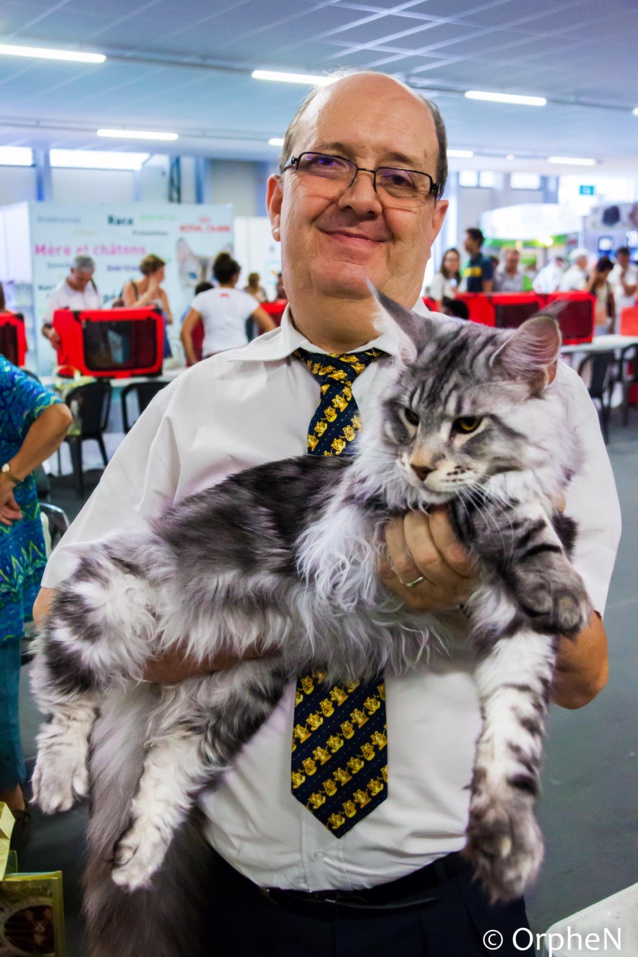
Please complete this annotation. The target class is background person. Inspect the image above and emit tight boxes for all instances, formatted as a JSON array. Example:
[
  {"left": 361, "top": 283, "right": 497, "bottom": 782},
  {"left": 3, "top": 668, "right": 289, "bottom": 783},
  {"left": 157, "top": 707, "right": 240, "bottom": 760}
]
[
  {"left": 35, "top": 72, "right": 619, "bottom": 957},
  {"left": 609, "top": 246, "right": 638, "bottom": 318},
  {"left": 493, "top": 247, "right": 525, "bottom": 292},
  {"left": 244, "top": 272, "right": 269, "bottom": 303},
  {"left": 588, "top": 256, "right": 616, "bottom": 334},
  {"left": 180, "top": 252, "right": 275, "bottom": 364},
  {"left": 122, "top": 254, "right": 174, "bottom": 357},
  {"left": 462, "top": 228, "right": 494, "bottom": 293},
  {"left": 427, "top": 247, "right": 461, "bottom": 303},
  {"left": 0, "top": 357, "right": 71, "bottom": 845},
  {"left": 41, "top": 255, "right": 100, "bottom": 350},
  {"left": 533, "top": 255, "right": 566, "bottom": 294},
  {"left": 558, "top": 248, "right": 590, "bottom": 292},
  {"left": 275, "top": 271, "right": 287, "bottom": 300}
]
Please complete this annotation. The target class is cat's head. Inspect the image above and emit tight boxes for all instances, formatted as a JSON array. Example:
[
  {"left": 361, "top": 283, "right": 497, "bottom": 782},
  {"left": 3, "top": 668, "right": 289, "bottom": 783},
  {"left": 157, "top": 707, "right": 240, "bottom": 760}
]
[{"left": 372, "top": 294, "right": 562, "bottom": 504}]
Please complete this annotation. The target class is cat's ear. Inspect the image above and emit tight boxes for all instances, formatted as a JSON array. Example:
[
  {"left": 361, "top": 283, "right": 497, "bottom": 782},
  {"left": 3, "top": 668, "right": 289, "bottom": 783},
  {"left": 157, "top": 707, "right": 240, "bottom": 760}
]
[
  {"left": 369, "top": 287, "right": 430, "bottom": 362},
  {"left": 492, "top": 315, "right": 561, "bottom": 394},
  {"left": 176, "top": 238, "right": 192, "bottom": 264}
]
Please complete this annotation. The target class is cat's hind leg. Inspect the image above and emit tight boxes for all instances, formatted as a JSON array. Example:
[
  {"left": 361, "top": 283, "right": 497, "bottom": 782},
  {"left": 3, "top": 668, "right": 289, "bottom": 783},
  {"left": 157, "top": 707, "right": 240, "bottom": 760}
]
[
  {"left": 464, "top": 625, "right": 556, "bottom": 903},
  {"left": 112, "top": 659, "right": 287, "bottom": 891}
]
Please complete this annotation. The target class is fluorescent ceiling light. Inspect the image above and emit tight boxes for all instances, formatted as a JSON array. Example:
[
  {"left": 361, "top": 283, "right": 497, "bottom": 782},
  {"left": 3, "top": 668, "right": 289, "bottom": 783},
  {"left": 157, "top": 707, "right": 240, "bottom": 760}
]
[
  {"left": 268, "top": 137, "right": 285, "bottom": 147},
  {"left": 0, "top": 146, "right": 33, "bottom": 166},
  {"left": 252, "top": 69, "right": 333, "bottom": 86},
  {"left": 547, "top": 155, "right": 597, "bottom": 166},
  {"left": 50, "top": 149, "right": 149, "bottom": 170},
  {"left": 633, "top": 107, "right": 638, "bottom": 116},
  {"left": 465, "top": 90, "right": 546, "bottom": 106},
  {"left": 97, "top": 129, "right": 178, "bottom": 141},
  {"left": 0, "top": 42, "right": 105, "bottom": 63},
  {"left": 447, "top": 149, "right": 474, "bottom": 158}
]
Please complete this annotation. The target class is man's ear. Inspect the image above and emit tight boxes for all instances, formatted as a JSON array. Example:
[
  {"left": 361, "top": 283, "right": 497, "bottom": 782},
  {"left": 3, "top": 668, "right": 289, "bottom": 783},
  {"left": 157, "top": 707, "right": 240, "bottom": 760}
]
[{"left": 267, "top": 175, "right": 283, "bottom": 242}]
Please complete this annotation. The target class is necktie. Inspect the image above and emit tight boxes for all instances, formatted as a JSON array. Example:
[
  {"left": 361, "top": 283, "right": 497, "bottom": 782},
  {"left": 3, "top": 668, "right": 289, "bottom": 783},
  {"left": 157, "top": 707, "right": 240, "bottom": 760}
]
[{"left": 291, "top": 348, "right": 388, "bottom": 836}]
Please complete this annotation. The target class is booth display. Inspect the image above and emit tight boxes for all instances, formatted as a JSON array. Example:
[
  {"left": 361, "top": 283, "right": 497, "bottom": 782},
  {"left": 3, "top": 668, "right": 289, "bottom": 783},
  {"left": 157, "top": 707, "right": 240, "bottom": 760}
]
[
  {"left": 0, "top": 314, "right": 26, "bottom": 367},
  {"left": 450, "top": 292, "right": 595, "bottom": 344},
  {"left": 52, "top": 307, "right": 164, "bottom": 378}
]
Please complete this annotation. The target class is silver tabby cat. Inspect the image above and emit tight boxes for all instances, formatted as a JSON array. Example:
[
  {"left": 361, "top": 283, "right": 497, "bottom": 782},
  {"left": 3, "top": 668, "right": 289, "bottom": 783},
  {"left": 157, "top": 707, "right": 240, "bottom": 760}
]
[{"left": 31, "top": 294, "right": 590, "bottom": 957}]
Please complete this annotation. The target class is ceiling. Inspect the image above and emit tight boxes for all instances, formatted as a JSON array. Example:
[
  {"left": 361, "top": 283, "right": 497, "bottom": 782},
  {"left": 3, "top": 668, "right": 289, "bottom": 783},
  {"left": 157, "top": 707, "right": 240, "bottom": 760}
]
[{"left": 0, "top": 0, "right": 636, "bottom": 175}]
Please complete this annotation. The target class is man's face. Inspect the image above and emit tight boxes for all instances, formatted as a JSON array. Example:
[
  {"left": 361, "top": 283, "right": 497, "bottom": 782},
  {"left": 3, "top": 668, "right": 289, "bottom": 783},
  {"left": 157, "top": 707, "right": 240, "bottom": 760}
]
[
  {"left": 463, "top": 233, "right": 478, "bottom": 256},
  {"left": 267, "top": 74, "right": 448, "bottom": 310},
  {"left": 504, "top": 249, "right": 520, "bottom": 272},
  {"left": 576, "top": 255, "right": 588, "bottom": 271},
  {"left": 617, "top": 250, "right": 630, "bottom": 269},
  {"left": 68, "top": 268, "right": 94, "bottom": 291}
]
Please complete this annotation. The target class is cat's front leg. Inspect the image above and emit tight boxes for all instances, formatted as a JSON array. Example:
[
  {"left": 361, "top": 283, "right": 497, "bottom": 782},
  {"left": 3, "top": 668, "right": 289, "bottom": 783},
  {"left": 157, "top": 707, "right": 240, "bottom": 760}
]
[
  {"left": 464, "top": 625, "right": 555, "bottom": 902},
  {"left": 462, "top": 498, "right": 591, "bottom": 638},
  {"left": 32, "top": 700, "right": 98, "bottom": 813}
]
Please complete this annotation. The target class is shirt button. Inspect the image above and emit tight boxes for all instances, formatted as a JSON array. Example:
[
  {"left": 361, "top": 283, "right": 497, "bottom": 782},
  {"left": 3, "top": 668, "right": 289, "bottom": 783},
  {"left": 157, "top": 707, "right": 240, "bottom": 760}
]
[{"left": 313, "top": 851, "right": 325, "bottom": 861}]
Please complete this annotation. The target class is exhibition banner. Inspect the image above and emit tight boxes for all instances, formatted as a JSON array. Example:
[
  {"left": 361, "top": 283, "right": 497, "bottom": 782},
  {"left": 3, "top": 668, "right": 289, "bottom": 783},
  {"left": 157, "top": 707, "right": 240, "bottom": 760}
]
[{"left": 29, "top": 203, "right": 234, "bottom": 326}]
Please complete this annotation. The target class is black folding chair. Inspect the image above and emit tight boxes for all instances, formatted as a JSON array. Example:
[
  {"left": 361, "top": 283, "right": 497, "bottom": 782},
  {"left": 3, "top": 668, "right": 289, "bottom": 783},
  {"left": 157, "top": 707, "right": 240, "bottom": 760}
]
[
  {"left": 577, "top": 351, "right": 617, "bottom": 444},
  {"left": 121, "top": 380, "right": 168, "bottom": 433},
  {"left": 61, "top": 380, "right": 112, "bottom": 497}
]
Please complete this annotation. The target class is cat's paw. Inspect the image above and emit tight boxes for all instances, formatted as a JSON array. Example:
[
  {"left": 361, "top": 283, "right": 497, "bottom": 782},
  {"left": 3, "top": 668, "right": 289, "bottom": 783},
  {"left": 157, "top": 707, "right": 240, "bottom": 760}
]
[
  {"left": 516, "top": 566, "right": 590, "bottom": 638},
  {"left": 464, "top": 793, "right": 544, "bottom": 903},
  {"left": 111, "top": 822, "right": 168, "bottom": 891},
  {"left": 32, "top": 748, "right": 89, "bottom": 814}
]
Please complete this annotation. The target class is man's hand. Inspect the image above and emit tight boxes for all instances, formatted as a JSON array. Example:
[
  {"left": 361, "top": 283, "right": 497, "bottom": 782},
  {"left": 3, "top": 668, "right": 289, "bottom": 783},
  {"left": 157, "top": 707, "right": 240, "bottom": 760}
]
[
  {"left": 380, "top": 508, "right": 478, "bottom": 612},
  {"left": 42, "top": 325, "right": 62, "bottom": 349}
]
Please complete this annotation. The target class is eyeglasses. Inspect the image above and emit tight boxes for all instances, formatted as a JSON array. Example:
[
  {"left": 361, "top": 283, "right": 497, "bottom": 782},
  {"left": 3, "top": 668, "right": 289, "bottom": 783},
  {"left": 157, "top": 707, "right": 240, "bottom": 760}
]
[{"left": 282, "top": 152, "right": 440, "bottom": 209}]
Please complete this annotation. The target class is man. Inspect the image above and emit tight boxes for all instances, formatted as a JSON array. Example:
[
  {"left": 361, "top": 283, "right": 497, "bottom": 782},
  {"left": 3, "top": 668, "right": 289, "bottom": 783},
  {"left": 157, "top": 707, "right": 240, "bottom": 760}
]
[
  {"left": 462, "top": 228, "right": 494, "bottom": 293},
  {"left": 493, "top": 247, "right": 525, "bottom": 292},
  {"left": 558, "top": 248, "right": 590, "bottom": 292},
  {"left": 35, "top": 73, "right": 619, "bottom": 957},
  {"left": 609, "top": 246, "right": 638, "bottom": 318},
  {"left": 41, "top": 255, "right": 100, "bottom": 349},
  {"left": 533, "top": 255, "right": 566, "bottom": 294}
]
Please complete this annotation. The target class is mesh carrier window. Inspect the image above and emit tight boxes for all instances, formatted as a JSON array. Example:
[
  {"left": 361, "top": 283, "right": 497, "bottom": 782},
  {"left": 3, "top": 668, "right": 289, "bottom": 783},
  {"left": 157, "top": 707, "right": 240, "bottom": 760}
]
[
  {"left": 82, "top": 318, "right": 157, "bottom": 372},
  {"left": 493, "top": 301, "right": 542, "bottom": 329},
  {"left": 553, "top": 300, "right": 594, "bottom": 340},
  {"left": 0, "top": 323, "right": 19, "bottom": 366}
]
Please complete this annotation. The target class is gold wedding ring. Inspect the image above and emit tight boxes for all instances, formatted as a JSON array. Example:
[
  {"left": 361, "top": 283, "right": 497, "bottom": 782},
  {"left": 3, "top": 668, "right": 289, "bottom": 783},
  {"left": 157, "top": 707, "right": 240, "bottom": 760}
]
[{"left": 402, "top": 575, "right": 425, "bottom": 588}]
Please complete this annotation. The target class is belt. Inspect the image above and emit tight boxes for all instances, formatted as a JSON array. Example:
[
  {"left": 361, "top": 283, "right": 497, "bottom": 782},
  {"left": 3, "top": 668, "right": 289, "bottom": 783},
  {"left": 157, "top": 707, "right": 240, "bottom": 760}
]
[{"left": 259, "top": 852, "right": 470, "bottom": 920}]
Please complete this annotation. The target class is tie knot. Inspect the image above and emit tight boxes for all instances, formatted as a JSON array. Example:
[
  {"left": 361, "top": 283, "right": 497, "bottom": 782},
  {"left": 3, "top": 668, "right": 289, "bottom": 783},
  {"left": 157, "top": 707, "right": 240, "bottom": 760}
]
[{"left": 294, "top": 348, "right": 385, "bottom": 387}]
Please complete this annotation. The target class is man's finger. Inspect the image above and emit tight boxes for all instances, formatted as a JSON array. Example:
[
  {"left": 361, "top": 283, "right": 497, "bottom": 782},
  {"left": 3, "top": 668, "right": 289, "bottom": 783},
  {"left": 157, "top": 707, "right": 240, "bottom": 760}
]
[{"left": 383, "top": 515, "right": 423, "bottom": 585}]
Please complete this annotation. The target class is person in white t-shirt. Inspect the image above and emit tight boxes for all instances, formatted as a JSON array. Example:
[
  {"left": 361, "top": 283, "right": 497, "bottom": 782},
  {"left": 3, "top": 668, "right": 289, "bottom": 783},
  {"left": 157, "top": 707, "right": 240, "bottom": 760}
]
[
  {"left": 180, "top": 252, "right": 275, "bottom": 364},
  {"left": 41, "top": 255, "right": 101, "bottom": 349},
  {"left": 558, "top": 248, "right": 590, "bottom": 292},
  {"left": 609, "top": 246, "right": 638, "bottom": 318},
  {"left": 533, "top": 255, "right": 566, "bottom": 294}
]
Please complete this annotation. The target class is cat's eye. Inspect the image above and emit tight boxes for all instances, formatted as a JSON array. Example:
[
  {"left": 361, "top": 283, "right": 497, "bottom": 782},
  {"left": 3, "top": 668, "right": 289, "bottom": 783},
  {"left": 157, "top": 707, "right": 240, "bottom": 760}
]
[
  {"left": 404, "top": 408, "right": 420, "bottom": 427},
  {"left": 454, "top": 416, "right": 483, "bottom": 434}
]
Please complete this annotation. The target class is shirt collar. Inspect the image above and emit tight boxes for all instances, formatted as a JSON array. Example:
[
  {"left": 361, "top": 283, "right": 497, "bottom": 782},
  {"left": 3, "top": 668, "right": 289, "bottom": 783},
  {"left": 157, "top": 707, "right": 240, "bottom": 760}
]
[{"left": 226, "top": 299, "right": 434, "bottom": 363}]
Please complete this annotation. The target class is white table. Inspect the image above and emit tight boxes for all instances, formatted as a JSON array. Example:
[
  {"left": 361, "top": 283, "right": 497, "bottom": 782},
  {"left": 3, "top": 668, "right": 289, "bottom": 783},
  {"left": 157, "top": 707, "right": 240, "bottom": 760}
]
[{"left": 561, "top": 335, "right": 638, "bottom": 356}]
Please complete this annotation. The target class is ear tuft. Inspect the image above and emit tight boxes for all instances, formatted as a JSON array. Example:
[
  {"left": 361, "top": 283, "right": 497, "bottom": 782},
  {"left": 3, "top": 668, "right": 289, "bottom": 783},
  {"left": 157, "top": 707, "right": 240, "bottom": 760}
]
[
  {"left": 492, "top": 314, "right": 561, "bottom": 393},
  {"left": 368, "top": 285, "right": 432, "bottom": 362}
]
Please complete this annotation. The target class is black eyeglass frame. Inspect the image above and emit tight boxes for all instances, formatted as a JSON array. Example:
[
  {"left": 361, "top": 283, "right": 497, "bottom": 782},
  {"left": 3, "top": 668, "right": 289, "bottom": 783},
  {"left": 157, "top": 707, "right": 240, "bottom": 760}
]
[{"left": 282, "top": 151, "right": 441, "bottom": 201}]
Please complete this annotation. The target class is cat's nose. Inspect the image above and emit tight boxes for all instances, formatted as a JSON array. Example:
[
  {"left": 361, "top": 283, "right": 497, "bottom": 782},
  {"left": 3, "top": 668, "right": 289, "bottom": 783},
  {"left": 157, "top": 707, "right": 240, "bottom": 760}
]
[{"left": 411, "top": 464, "right": 434, "bottom": 482}]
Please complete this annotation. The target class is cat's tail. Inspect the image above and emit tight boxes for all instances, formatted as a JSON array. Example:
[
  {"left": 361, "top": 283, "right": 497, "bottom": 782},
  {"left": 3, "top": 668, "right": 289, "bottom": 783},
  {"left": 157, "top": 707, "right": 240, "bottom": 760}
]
[{"left": 84, "top": 684, "right": 211, "bottom": 957}]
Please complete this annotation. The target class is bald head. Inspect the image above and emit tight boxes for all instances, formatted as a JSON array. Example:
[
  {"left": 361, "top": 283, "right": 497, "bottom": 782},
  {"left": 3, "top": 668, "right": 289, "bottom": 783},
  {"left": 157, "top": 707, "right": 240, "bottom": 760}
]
[{"left": 279, "top": 72, "right": 448, "bottom": 197}]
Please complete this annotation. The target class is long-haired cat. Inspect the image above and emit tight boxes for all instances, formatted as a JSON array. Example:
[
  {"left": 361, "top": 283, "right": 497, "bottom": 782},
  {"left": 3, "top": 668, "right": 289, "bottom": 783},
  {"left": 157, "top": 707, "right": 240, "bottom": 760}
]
[{"left": 31, "top": 296, "right": 590, "bottom": 957}]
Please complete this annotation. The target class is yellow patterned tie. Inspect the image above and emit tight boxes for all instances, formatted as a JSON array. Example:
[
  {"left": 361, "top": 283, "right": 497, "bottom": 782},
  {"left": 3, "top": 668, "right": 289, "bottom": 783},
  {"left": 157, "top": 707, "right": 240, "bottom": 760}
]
[{"left": 292, "top": 348, "right": 388, "bottom": 835}]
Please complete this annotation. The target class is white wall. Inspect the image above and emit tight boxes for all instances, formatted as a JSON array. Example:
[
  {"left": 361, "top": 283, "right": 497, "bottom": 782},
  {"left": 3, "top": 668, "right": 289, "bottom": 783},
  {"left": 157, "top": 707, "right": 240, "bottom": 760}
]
[
  {"left": 0, "top": 167, "right": 38, "bottom": 206},
  {"left": 51, "top": 168, "right": 136, "bottom": 204},
  {"left": 208, "top": 160, "right": 272, "bottom": 217}
]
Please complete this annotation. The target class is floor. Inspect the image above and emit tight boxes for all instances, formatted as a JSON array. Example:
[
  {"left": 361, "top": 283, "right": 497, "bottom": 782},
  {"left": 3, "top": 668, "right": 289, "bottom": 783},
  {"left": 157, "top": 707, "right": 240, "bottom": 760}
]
[{"left": 16, "top": 412, "right": 638, "bottom": 956}]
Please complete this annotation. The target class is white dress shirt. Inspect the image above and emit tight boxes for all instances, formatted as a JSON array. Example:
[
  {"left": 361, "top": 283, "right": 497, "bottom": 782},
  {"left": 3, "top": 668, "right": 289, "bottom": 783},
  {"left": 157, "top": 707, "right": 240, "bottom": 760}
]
[
  {"left": 44, "top": 280, "right": 101, "bottom": 324},
  {"left": 609, "top": 263, "right": 638, "bottom": 315},
  {"left": 42, "top": 308, "right": 621, "bottom": 891}
]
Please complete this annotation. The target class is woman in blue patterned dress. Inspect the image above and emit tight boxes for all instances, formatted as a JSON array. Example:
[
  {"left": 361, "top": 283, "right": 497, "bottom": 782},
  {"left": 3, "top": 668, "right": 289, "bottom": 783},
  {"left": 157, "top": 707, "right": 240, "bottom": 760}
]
[{"left": 0, "top": 356, "right": 71, "bottom": 835}]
